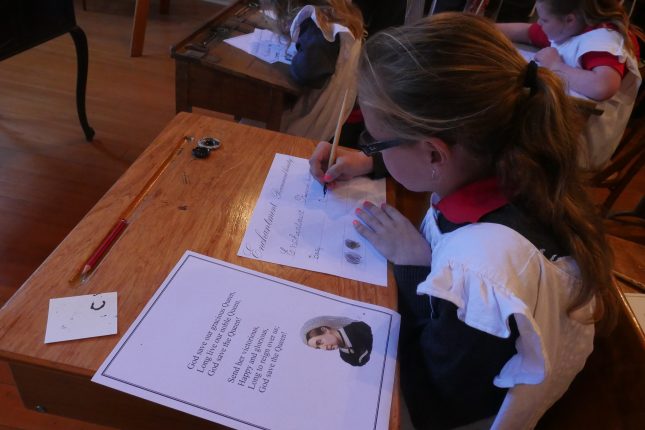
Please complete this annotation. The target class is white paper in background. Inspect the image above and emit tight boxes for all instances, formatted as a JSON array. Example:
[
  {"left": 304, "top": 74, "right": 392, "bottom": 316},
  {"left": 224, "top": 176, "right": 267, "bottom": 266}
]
[
  {"left": 92, "top": 251, "right": 399, "bottom": 430},
  {"left": 238, "top": 154, "right": 387, "bottom": 286},
  {"left": 625, "top": 293, "right": 645, "bottom": 331},
  {"left": 45, "top": 292, "right": 117, "bottom": 343},
  {"left": 225, "top": 28, "right": 297, "bottom": 64}
]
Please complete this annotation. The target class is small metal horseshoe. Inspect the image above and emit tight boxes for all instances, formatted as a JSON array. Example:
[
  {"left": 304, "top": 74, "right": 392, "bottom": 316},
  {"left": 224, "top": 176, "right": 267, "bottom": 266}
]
[{"left": 90, "top": 300, "right": 106, "bottom": 311}]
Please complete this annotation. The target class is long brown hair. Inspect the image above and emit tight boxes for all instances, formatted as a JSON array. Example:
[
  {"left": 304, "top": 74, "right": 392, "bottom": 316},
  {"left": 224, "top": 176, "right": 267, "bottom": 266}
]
[
  {"left": 358, "top": 13, "right": 615, "bottom": 324},
  {"left": 260, "top": 0, "right": 364, "bottom": 40},
  {"left": 539, "top": 0, "right": 643, "bottom": 57}
]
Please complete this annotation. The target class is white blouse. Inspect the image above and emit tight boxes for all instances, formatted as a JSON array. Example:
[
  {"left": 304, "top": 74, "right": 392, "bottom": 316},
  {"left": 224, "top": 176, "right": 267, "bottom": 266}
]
[
  {"left": 553, "top": 28, "right": 641, "bottom": 168},
  {"left": 417, "top": 197, "right": 595, "bottom": 429}
]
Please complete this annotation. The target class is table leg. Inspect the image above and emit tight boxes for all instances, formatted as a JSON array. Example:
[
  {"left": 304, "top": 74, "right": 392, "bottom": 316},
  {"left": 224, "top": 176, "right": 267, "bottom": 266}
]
[
  {"left": 265, "top": 89, "right": 284, "bottom": 131},
  {"left": 131, "top": 0, "right": 151, "bottom": 57},
  {"left": 175, "top": 61, "right": 192, "bottom": 113},
  {"left": 69, "top": 26, "right": 95, "bottom": 142}
]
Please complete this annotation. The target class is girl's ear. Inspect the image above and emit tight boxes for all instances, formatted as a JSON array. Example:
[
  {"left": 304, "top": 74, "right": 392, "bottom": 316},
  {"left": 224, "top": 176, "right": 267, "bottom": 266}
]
[
  {"left": 423, "top": 137, "right": 452, "bottom": 166},
  {"left": 564, "top": 11, "right": 585, "bottom": 31}
]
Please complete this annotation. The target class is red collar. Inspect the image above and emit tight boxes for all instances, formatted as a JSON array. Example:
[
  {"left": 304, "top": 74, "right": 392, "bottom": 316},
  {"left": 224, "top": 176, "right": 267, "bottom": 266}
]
[{"left": 434, "top": 177, "right": 509, "bottom": 224}]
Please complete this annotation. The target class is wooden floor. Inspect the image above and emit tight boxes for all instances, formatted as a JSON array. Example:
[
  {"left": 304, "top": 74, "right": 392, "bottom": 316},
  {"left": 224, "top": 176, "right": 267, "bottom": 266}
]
[
  {"left": 0, "top": 1, "right": 643, "bottom": 429},
  {"left": 0, "top": 1, "right": 222, "bottom": 429}
]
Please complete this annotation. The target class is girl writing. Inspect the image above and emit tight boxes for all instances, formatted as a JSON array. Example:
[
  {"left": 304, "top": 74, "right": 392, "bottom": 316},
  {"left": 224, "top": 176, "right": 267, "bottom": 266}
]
[
  {"left": 498, "top": 0, "right": 642, "bottom": 168},
  {"left": 260, "top": 0, "right": 363, "bottom": 141},
  {"left": 310, "top": 13, "right": 615, "bottom": 429}
]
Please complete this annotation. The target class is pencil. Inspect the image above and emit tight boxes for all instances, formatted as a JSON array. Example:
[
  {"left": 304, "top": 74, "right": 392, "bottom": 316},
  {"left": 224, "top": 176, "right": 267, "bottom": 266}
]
[
  {"left": 323, "top": 89, "right": 350, "bottom": 196},
  {"left": 70, "top": 135, "right": 190, "bottom": 285},
  {"left": 79, "top": 218, "right": 128, "bottom": 281}
]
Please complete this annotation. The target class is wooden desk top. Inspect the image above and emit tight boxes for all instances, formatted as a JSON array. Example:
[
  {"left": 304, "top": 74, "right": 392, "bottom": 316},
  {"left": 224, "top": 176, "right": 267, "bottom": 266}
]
[
  {"left": 0, "top": 112, "right": 399, "bottom": 427},
  {"left": 0, "top": 111, "right": 398, "bottom": 369},
  {"left": 171, "top": 0, "right": 301, "bottom": 96}
]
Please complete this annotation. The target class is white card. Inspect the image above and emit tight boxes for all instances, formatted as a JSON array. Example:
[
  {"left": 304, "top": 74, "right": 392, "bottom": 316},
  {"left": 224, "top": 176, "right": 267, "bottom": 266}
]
[{"left": 45, "top": 292, "right": 118, "bottom": 343}]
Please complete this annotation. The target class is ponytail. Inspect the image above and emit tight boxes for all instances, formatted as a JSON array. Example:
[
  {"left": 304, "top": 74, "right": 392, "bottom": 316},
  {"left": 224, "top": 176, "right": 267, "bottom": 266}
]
[{"left": 498, "top": 63, "right": 615, "bottom": 324}]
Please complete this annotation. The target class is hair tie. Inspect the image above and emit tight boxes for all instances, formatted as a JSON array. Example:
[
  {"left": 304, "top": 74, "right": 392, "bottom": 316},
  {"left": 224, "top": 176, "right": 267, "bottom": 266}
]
[{"left": 523, "top": 60, "right": 539, "bottom": 96}]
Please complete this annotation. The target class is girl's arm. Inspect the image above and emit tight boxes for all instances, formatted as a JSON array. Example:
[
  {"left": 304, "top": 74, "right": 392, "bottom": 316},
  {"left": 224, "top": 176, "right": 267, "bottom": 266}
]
[
  {"left": 496, "top": 23, "right": 532, "bottom": 44},
  {"left": 535, "top": 48, "right": 622, "bottom": 101}
]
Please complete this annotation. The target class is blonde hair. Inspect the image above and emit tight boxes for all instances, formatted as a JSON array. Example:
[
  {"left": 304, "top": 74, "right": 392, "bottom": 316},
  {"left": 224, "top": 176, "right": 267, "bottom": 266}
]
[
  {"left": 359, "top": 13, "right": 615, "bottom": 325},
  {"left": 539, "top": 0, "right": 644, "bottom": 57},
  {"left": 260, "top": 0, "right": 364, "bottom": 40}
]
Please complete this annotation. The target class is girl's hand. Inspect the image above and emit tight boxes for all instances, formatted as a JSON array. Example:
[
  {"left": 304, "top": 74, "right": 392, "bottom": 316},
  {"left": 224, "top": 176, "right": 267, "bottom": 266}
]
[
  {"left": 534, "top": 47, "right": 563, "bottom": 70},
  {"left": 353, "top": 201, "right": 431, "bottom": 266},
  {"left": 309, "top": 141, "right": 374, "bottom": 189}
]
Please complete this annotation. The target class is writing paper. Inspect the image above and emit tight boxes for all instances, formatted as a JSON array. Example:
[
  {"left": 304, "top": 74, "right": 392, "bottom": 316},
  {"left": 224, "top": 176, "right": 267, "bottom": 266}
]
[
  {"left": 45, "top": 292, "right": 117, "bottom": 343},
  {"left": 225, "top": 29, "right": 297, "bottom": 64},
  {"left": 238, "top": 154, "right": 387, "bottom": 286},
  {"left": 92, "top": 251, "right": 399, "bottom": 430}
]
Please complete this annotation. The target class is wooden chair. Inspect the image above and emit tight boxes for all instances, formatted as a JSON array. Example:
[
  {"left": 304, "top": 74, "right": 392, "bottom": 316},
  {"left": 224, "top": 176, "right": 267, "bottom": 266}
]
[
  {"left": 587, "top": 71, "right": 645, "bottom": 219},
  {"left": 82, "top": 0, "right": 170, "bottom": 56}
]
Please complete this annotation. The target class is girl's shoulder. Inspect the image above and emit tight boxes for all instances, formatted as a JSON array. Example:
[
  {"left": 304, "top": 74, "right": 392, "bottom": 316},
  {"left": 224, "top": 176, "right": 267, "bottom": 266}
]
[
  {"left": 419, "top": 221, "right": 582, "bottom": 336},
  {"left": 432, "top": 222, "right": 578, "bottom": 281},
  {"left": 564, "top": 26, "right": 628, "bottom": 52}
]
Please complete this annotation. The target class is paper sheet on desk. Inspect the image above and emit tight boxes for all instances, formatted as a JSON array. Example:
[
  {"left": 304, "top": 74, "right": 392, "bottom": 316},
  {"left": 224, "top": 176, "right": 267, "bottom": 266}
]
[
  {"left": 225, "top": 28, "right": 297, "bottom": 64},
  {"left": 92, "top": 252, "right": 399, "bottom": 430},
  {"left": 238, "top": 154, "right": 388, "bottom": 286},
  {"left": 625, "top": 293, "right": 645, "bottom": 331}
]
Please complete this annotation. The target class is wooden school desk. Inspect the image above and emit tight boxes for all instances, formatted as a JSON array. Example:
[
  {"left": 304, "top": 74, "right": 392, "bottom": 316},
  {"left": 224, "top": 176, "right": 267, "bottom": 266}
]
[
  {"left": 171, "top": 0, "right": 301, "bottom": 131},
  {"left": 0, "top": 112, "right": 400, "bottom": 430}
]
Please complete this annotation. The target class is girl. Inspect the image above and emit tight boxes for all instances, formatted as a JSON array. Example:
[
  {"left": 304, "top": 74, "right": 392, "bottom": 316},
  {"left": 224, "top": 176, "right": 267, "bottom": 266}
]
[
  {"left": 260, "top": 0, "right": 363, "bottom": 141},
  {"left": 309, "top": 13, "right": 615, "bottom": 429},
  {"left": 498, "top": 0, "right": 642, "bottom": 168}
]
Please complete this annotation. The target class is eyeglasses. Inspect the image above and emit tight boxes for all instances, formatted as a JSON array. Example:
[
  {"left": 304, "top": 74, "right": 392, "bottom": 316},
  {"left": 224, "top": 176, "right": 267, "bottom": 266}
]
[{"left": 358, "top": 131, "right": 404, "bottom": 156}]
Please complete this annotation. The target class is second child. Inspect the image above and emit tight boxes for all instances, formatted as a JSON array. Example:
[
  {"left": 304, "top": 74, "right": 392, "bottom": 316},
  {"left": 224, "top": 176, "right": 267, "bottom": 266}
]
[
  {"left": 498, "top": 0, "right": 642, "bottom": 168},
  {"left": 261, "top": 0, "right": 363, "bottom": 141}
]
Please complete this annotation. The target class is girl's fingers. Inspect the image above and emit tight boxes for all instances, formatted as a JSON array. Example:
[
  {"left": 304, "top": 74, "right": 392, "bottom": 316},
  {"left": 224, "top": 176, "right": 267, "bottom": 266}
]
[
  {"left": 380, "top": 202, "right": 407, "bottom": 222},
  {"left": 353, "top": 219, "right": 377, "bottom": 241},
  {"left": 356, "top": 200, "right": 391, "bottom": 230},
  {"left": 354, "top": 207, "right": 380, "bottom": 232},
  {"left": 324, "top": 160, "right": 345, "bottom": 182},
  {"left": 361, "top": 201, "right": 394, "bottom": 226},
  {"left": 309, "top": 141, "right": 332, "bottom": 181}
]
